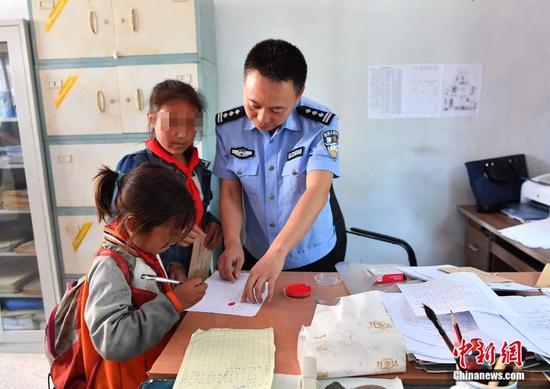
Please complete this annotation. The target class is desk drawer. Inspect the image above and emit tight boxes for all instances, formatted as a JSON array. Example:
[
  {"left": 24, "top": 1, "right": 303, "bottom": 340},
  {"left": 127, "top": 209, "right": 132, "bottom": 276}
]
[
  {"left": 465, "top": 223, "right": 490, "bottom": 270},
  {"left": 491, "top": 242, "right": 538, "bottom": 272}
]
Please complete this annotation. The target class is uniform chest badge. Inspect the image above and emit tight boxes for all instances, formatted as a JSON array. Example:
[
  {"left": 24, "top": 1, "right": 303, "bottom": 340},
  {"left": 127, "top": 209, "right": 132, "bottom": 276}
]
[
  {"left": 287, "top": 147, "right": 304, "bottom": 161},
  {"left": 230, "top": 147, "right": 255, "bottom": 159},
  {"left": 322, "top": 130, "right": 339, "bottom": 159}
]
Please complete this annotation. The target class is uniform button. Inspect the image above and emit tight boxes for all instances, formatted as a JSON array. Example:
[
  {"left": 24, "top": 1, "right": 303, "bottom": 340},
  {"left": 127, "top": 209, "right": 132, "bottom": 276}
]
[
  {"left": 292, "top": 170, "right": 298, "bottom": 176},
  {"left": 269, "top": 139, "right": 273, "bottom": 144},
  {"left": 268, "top": 194, "right": 275, "bottom": 200},
  {"left": 237, "top": 169, "right": 243, "bottom": 175},
  {"left": 269, "top": 165, "right": 275, "bottom": 171},
  {"left": 269, "top": 222, "right": 276, "bottom": 227}
]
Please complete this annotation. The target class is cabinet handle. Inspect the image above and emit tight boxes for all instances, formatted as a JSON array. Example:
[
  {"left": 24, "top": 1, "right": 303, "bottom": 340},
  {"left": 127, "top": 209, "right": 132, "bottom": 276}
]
[
  {"left": 89, "top": 10, "right": 98, "bottom": 35},
  {"left": 130, "top": 8, "right": 138, "bottom": 33},
  {"left": 135, "top": 88, "right": 144, "bottom": 111},
  {"left": 96, "top": 91, "right": 106, "bottom": 113},
  {"left": 467, "top": 243, "right": 479, "bottom": 252}
]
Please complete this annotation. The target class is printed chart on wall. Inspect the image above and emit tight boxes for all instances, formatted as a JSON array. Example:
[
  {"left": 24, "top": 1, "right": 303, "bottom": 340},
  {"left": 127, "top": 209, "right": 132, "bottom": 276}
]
[{"left": 368, "top": 63, "right": 482, "bottom": 119}]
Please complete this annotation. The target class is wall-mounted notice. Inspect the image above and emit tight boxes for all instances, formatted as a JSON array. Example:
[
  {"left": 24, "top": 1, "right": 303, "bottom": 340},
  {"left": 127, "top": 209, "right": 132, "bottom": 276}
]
[{"left": 368, "top": 64, "right": 482, "bottom": 119}]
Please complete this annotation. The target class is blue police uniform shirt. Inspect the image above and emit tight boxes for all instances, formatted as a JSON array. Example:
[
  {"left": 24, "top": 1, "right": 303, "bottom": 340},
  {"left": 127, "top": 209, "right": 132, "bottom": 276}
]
[{"left": 213, "top": 97, "right": 340, "bottom": 269}]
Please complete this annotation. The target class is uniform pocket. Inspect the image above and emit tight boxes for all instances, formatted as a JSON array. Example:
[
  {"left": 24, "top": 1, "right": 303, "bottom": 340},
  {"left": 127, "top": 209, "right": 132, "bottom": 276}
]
[
  {"left": 281, "top": 158, "right": 308, "bottom": 195},
  {"left": 227, "top": 157, "right": 260, "bottom": 198}
]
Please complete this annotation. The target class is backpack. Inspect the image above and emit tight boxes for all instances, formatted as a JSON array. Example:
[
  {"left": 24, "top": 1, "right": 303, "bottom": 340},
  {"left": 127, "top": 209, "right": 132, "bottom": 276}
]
[{"left": 45, "top": 248, "right": 132, "bottom": 389}]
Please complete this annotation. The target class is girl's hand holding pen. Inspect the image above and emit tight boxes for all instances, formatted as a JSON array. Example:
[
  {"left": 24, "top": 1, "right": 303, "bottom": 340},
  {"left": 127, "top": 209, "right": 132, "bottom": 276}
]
[{"left": 173, "top": 277, "right": 207, "bottom": 309}]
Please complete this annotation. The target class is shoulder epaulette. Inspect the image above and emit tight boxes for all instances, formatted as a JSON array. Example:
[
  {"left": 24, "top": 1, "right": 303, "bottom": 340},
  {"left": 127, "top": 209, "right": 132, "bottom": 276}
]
[
  {"left": 216, "top": 106, "right": 245, "bottom": 125},
  {"left": 297, "top": 105, "right": 336, "bottom": 125}
]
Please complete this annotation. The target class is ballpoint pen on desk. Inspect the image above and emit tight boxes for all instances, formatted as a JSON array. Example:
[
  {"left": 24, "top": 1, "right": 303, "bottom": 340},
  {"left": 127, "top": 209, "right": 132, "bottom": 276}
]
[{"left": 140, "top": 274, "right": 183, "bottom": 285}]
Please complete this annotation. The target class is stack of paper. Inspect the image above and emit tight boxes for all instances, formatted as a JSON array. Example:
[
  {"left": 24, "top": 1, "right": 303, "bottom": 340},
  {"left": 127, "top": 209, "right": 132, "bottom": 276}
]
[
  {"left": 499, "top": 217, "right": 550, "bottom": 249},
  {"left": 173, "top": 328, "right": 275, "bottom": 389},
  {"left": 380, "top": 272, "right": 550, "bottom": 366}
]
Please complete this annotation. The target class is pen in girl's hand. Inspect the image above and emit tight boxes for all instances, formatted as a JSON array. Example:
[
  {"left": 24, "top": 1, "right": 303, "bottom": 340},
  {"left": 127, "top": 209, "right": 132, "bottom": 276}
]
[{"left": 140, "top": 274, "right": 183, "bottom": 285}]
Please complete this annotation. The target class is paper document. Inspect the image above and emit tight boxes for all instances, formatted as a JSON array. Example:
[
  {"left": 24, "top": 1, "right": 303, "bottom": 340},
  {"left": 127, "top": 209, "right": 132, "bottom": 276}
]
[
  {"left": 397, "top": 264, "right": 455, "bottom": 281},
  {"left": 173, "top": 328, "right": 275, "bottom": 389},
  {"left": 501, "top": 296, "right": 550, "bottom": 357},
  {"left": 397, "top": 272, "right": 517, "bottom": 317},
  {"left": 299, "top": 291, "right": 406, "bottom": 378},
  {"left": 499, "top": 217, "right": 550, "bottom": 249},
  {"left": 382, "top": 293, "right": 484, "bottom": 363},
  {"left": 187, "top": 236, "right": 212, "bottom": 281},
  {"left": 187, "top": 271, "right": 267, "bottom": 317},
  {"left": 470, "top": 311, "right": 548, "bottom": 357}
]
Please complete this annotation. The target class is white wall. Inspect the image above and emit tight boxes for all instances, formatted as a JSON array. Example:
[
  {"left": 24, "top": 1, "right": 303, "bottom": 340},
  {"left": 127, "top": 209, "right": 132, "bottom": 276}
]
[
  {"left": 0, "top": 0, "right": 28, "bottom": 19},
  {"left": 214, "top": 0, "right": 550, "bottom": 265}
]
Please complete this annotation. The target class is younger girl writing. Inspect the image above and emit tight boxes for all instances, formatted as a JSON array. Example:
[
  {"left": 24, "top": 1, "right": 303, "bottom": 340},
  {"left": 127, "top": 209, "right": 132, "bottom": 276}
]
[{"left": 81, "top": 163, "right": 207, "bottom": 388}]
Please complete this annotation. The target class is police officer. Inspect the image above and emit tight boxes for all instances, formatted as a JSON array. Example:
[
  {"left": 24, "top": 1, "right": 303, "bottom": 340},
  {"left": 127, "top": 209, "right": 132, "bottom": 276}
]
[{"left": 213, "top": 39, "right": 341, "bottom": 303}]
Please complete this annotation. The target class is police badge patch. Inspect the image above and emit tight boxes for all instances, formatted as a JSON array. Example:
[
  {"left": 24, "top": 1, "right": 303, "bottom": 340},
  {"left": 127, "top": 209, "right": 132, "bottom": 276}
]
[
  {"left": 322, "top": 130, "right": 339, "bottom": 159},
  {"left": 230, "top": 147, "right": 255, "bottom": 159},
  {"left": 287, "top": 147, "right": 304, "bottom": 161}
]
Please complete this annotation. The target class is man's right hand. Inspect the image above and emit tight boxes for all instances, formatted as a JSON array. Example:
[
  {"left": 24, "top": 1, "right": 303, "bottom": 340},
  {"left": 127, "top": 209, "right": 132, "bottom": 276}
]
[{"left": 218, "top": 243, "right": 245, "bottom": 281}]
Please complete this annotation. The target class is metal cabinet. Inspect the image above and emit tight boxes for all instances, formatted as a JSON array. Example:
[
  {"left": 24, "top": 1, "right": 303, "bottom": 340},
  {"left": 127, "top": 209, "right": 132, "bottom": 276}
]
[
  {"left": 0, "top": 20, "right": 59, "bottom": 350},
  {"left": 31, "top": 0, "right": 200, "bottom": 60},
  {"left": 29, "top": 0, "right": 217, "bottom": 288},
  {"left": 40, "top": 63, "right": 199, "bottom": 136}
]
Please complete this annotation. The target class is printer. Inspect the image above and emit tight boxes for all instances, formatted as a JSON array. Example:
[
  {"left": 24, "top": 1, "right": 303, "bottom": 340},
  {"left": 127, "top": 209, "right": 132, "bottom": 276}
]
[{"left": 521, "top": 173, "right": 550, "bottom": 207}]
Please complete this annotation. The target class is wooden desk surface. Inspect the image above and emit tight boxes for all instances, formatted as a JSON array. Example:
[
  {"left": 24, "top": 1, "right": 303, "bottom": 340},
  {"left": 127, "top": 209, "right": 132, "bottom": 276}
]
[
  {"left": 457, "top": 205, "right": 550, "bottom": 266},
  {"left": 149, "top": 271, "right": 547, "bottom": 387}
]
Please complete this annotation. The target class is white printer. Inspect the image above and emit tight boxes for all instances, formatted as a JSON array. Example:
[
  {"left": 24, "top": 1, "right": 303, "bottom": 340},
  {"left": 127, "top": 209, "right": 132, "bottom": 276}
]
[{"left": 521, "top": 173, "right": 550, "bottom": 207}]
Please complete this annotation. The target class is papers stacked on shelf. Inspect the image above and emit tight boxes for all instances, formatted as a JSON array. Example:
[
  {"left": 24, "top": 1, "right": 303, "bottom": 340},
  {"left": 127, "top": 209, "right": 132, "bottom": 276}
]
[
  {"left": 0, "top": 257, "right": 38, "bottom": 293},
  {"left": 1, "top": 190, "right": 29, "bottom": 210}
]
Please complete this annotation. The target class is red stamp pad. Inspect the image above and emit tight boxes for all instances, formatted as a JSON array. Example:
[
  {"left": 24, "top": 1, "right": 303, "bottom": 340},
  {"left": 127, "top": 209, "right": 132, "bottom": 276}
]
[{"left": 284, "top": 283, "right": 312, "bottom": 298}]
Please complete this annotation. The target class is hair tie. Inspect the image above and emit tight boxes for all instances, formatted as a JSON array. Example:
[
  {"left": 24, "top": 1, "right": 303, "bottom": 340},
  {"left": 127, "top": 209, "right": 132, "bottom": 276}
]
[
  {"left": 111, "top": 172, "right": 125, "bottom": 214},
  {"left": 116, "top": 172, "right": 125, "bottom": 185}
]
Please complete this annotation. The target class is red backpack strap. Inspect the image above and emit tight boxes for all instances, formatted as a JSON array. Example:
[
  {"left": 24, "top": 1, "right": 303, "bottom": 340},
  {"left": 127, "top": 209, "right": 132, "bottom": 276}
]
[{"left": 95, "top": 248, "right": 131, "bottom": 285}]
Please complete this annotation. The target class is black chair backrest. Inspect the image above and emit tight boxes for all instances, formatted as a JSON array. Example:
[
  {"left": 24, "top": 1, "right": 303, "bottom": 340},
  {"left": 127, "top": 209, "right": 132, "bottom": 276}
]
[{"left": 329, "top": 185, "right": 347, "bottom": 262}]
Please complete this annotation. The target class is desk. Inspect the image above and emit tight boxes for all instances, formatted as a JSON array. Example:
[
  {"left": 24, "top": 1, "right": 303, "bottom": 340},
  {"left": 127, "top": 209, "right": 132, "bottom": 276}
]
[
  {"left": 149, "top": 271, "right": 547, "bottom": 387},
  {"left": 458, "top": 205, "right": 550, "bottom": 272}
]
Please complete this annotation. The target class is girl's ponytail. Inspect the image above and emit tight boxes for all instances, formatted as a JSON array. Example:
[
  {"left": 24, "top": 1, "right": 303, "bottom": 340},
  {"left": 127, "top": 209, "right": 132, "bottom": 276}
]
[{"left": 94, "top": 166, "right": 118, "bottom": 222}]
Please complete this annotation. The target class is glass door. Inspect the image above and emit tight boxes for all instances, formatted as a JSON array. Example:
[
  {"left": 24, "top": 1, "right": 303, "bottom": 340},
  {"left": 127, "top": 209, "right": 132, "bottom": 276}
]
[{"left": 0, "top": 21, "right": 59, "bottom": 346}]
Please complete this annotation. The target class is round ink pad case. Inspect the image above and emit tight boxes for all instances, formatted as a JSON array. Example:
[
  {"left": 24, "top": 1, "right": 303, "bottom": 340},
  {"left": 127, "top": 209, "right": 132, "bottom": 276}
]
[
  {"left": 284, "top": 283, "right": 312, "bottom": 298},
  {"left": 314, "top": 272, "right": 342, "bottom": 286}
]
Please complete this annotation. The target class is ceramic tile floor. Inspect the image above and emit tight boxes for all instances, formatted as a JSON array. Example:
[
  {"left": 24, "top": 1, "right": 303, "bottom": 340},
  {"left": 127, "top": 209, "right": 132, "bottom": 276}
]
[{"left": 0, "top": 352, "right": 49, "bottom": 388}]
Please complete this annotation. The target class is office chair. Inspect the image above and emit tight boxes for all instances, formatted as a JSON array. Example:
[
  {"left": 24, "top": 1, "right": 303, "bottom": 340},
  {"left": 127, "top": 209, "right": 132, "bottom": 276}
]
[{"left": 329, "top": 186, "right": 417, "bottom": 266}]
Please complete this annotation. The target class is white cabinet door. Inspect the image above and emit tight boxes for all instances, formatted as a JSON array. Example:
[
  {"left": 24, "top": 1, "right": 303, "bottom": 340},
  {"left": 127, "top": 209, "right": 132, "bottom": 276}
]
[
  {"left": 49, "top": 143, "right": 142, "bottom": 207},
  {"left": 117, "top": 63, "right": 199, "bottom": 133},
  {"left": 112, "top": 0, "right": 197, "bottom": 56},
  {"left": 31, "top": 0, "right": 114, "bottom": 60},
  {"left": 57, "top": 215, "right": 104, "bottom": 275},
  {"left": 40, "top": 67, "right": 122, "bottom": 135}
]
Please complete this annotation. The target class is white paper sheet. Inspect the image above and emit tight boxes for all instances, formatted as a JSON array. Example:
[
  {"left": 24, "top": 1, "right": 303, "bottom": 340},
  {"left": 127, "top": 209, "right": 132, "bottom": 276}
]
[
  {"left": 187, "top": 271, "right": 267, "bottom": 317},
  {"left": 368, "top": 63, "right": 482, "bottom": 118},
  {"left": 499, "top": 218, "right": 550, "bottom": 249},
  {"left": 486, "top": 282, "right": 538, "bottom": 292},
  {"left": 397, "top": 272, "right": 517, "bottom": 317},
  {"left": 397, "top": 264, "right": 456, "bottom": 281},
  {"left": 469, "top": 311, "right": 548, "bottom": 357},
  {"left": 501, "top": 296, "right": 550, "bottom": 357}
]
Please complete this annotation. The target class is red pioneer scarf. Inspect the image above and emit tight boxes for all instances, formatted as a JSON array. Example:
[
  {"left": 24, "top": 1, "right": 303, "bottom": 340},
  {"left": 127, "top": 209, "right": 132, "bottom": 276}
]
[{"left": 145, "top": 138, "right": 203, "bottom": 225}]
